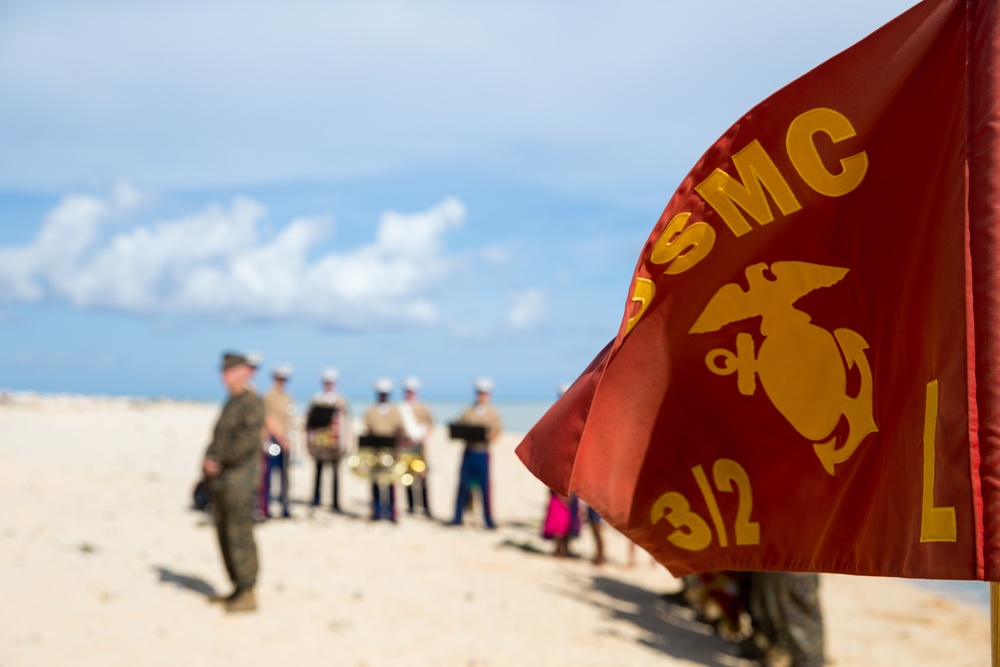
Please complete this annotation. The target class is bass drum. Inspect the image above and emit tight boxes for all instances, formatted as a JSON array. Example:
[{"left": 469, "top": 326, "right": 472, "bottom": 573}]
[{"left": 306, "top": 429, "right": 342, "bottom": 463}]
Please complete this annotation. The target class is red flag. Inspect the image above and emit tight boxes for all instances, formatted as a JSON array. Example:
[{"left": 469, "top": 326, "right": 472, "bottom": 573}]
[{"left": 518, "top": 0, "right": 1000, "bottom": 580}]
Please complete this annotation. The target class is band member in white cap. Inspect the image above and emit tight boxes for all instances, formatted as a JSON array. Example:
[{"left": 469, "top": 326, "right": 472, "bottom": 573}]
[
  {"left": 449, "top": 378, "right": 502, "bottom": 529},
  {"left": 261, "top": 363, "right": 295, "bottom": 519},
  {"left": 398, "top": 376, "right": 434, "bottom": 517},
  {"left": 305, "top": 368, "right": 350, "bottom": 512},
  {"left": 245, "top": 352, "right": 263, "bottom": 386},
  {"left": 363, "top": 378, "right": 404, "bottom": 521}
]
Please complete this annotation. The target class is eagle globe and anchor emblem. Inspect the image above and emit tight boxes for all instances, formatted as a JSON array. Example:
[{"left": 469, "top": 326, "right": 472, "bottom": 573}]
[{"left": 689, "top": 261, "right": 878, "bottom": 475}]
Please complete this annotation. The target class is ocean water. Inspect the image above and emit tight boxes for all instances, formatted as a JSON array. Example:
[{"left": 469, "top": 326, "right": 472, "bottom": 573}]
[{"left": 911, "top": 579, "right": 989, "bottom": 612}]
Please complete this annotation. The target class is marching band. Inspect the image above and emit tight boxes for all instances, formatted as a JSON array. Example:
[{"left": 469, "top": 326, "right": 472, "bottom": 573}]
[{"left": 248, "top": 356, "right": 502, "bottom": 528}]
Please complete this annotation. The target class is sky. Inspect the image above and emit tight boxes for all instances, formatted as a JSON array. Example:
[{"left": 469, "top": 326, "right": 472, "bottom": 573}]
[{"left": 0, "top": 0, "right": 919, "bottom": 401}]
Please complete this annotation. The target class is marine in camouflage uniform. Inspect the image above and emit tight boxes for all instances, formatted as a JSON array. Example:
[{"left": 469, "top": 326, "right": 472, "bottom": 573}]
[
  {"left": 203, "top": 352, "right": 266, "bottom": 613},
  {"left": 743, "top": 572, "right": 825, "bottom": 667}
]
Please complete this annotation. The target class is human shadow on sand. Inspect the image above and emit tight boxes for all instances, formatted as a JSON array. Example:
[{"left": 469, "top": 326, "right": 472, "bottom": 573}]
[
  {"left": 558, "top": 573, "right": 751, "bottom": 667},
  {"left": 154, "top": 566, "right": 220, "bottom": 600},
  {"left": 497, "top": 537, "right": 549, "bottom": 556}
]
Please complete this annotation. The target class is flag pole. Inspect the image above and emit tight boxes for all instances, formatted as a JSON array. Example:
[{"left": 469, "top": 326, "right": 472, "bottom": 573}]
[{"left": 992, "top": 582, "right": 999, "bottom": 667}]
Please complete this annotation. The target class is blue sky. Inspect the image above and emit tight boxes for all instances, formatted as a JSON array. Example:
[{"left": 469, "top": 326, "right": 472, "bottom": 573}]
[{"left": 0, "top": 0, "right": 917, "bottom": 400}]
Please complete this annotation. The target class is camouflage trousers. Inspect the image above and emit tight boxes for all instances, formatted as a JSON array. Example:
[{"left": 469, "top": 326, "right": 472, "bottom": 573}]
[
  {"left": 212, "top": 485, "right": 259, "bottom": 590},
  {"left": 746, "top": 572, "right": 825, "bottom": 667}
]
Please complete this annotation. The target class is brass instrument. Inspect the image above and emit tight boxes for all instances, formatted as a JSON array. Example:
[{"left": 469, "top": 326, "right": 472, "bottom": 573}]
[
  {"left": 348, "top": 435, "right": 426, "bottom": 486},
  {"left": 396, "top": 446, "right": 427, "bottom": 487}
]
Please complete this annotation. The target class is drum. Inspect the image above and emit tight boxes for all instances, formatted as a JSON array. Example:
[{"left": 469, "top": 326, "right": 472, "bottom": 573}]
[{"left": 306, "top": 428, "right": 342, "bottom": 463}]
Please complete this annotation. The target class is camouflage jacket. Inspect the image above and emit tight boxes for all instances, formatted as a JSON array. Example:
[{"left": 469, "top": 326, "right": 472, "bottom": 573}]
[{"left": 205, "top": 389, "right": 265, "bottom": 491}]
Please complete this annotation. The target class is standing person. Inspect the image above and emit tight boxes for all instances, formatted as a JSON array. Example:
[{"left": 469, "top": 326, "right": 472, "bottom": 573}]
[
  {"left": 542, "top": 491, "right": 580, "bottom": 557},
  {"left": 245, "top": 351, "right": 263, "bottom": 390},
  {"left": 741, "top": 573, "right": 825, "bottom": 667},
  {"left": 305, "top": 368, "right": 350, "bottom": 512},
  {"left": 449, "top": 378, "right": 502, "bottom": 529},
  {"left": 539, "top": 383, "right": 596, "bottom": 560},
  {"left": 363, "top": 378, "right": 404, "bottom": 521},
  {"left": 584, "top": 503, "right": 607, "bottom": 565},
  {"left": 261, "top": 364, "right": 295, "bottom": 519},
  {"left": 398, "top": 376, "right": 434, "bottom": 517},
  {"left": 202, "top": 352, "right": 265, "bottom": 613}
]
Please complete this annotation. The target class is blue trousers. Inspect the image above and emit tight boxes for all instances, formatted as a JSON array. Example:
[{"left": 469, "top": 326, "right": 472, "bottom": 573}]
[
  {"left": 452, "top": 449, "right": 493, "bottom": 528},
  {"left": 372, "top": 483, "right": 396, "bottom": 521},
  {"left": 262, "top": 445, "right": 289, "bottom": 517}
]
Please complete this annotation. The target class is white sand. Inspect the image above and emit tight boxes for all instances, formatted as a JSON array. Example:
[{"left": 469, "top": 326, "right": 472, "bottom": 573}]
[{"left": 0, "top": 394, "right": 990, "bottom": 666}]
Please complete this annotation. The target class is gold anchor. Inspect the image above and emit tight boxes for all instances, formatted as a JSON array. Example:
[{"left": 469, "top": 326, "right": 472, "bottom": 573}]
[{"left": 690, "top": 261, "right": 877, "bottom": 475}]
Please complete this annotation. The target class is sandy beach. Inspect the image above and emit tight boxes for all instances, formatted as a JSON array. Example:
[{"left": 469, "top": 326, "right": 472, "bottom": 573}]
[{"left": 0, "top": 394, "right": 990, "bottom": 667}]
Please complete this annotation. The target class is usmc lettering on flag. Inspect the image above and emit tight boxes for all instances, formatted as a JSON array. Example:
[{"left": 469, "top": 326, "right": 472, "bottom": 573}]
[{"left": 517, "top": 0, "right": 996, "bottom": 581}]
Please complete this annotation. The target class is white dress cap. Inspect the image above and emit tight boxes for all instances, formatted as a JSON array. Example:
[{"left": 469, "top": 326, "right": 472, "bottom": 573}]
[
  {"left": 320, "top": 368, "right": 339, "bottom": 383},
  {"left": 374, "top": 378, "right": 394, "bottom": 394},
  {"left": 474, "top": 377, "right": 494, "bottom": 394},
  {"left": 245, "top": 351, "right": 263, "bottom": 368},
  {"left": 402, "top": 376, "right": 421, "bottom": 392},
  {"left": 272, "top": 364, "right": 293, "bottom": 379}
]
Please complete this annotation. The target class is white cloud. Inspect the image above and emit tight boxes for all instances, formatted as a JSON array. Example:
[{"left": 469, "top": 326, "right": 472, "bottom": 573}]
[
  {"left": 506, "top": 288, "right": 547, "bottom": 331},
  {"left": 479, "top": 246, "right": 510, "bottom": 266},
  {"left": 111, "top": 181, "right": 146, "bottom": 211},
  {"left": 0, "top": 193, "right": 111, "bottom": 301},
  {"left": 0, "top": 189, "right": 468, "bottom": 328}
]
